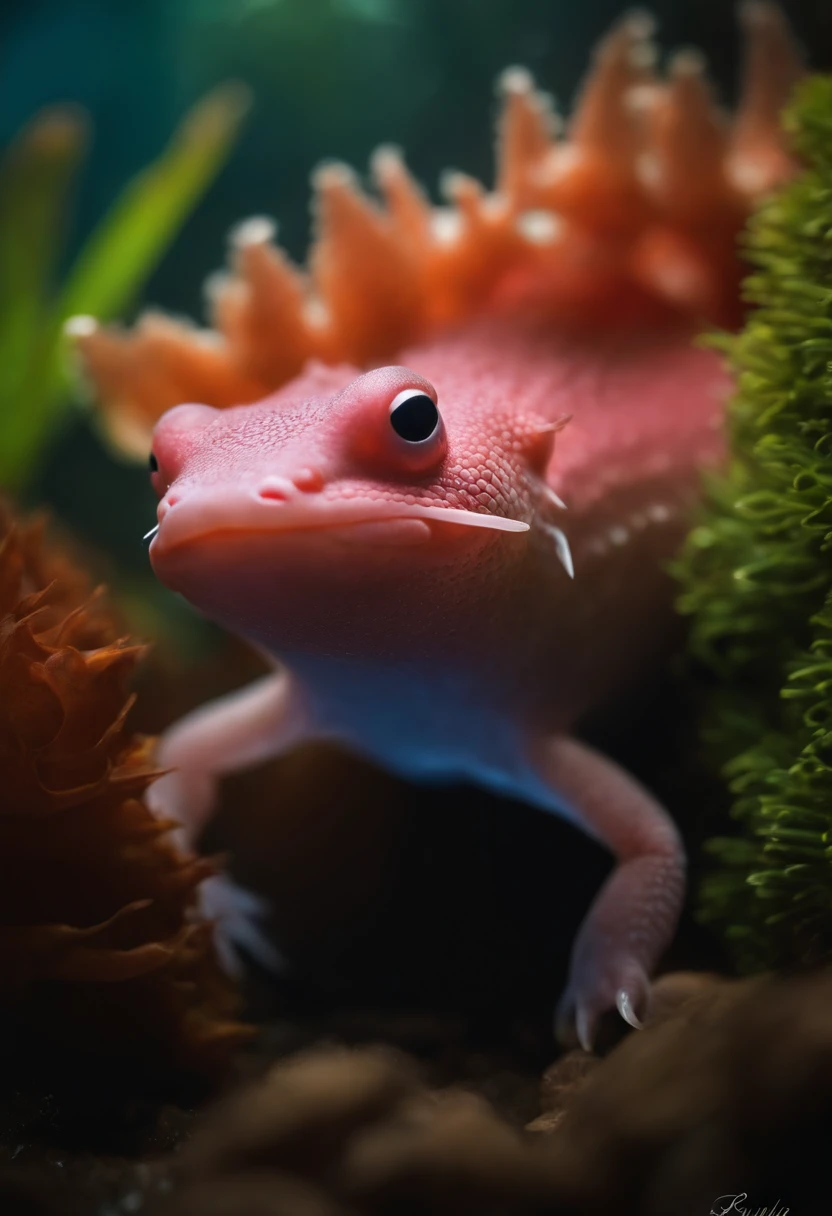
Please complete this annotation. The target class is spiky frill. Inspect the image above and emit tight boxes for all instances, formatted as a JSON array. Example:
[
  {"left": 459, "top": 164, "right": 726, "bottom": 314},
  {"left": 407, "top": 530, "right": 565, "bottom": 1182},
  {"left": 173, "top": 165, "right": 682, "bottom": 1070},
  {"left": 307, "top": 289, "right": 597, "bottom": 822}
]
[
  {"left": 675, "top": 76, "right": 832, "bottom": 972},
  {"left": 0, "top": 503, "right": 247, "bottom": 1077},
  {"left": 71, "top": 3, "right": 803, "bottom": 457}
]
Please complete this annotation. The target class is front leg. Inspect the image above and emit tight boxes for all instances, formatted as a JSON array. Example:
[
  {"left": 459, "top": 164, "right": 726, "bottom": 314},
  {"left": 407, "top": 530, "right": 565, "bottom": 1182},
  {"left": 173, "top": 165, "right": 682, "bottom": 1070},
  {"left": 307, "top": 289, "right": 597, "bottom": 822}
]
[
  {"left": 148, "top": 668, "right": 305, "bottom": 848},
  {"left": 148, "top": 668, "right": 308, "bottom": 972},
  {"left": 530, "top": 735, "right": 685, "bottom": 1053}
]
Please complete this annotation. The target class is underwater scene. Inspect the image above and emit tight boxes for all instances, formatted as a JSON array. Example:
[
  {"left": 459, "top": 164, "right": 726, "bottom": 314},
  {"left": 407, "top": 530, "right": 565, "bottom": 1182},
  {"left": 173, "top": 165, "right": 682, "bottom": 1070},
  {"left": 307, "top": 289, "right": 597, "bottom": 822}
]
[{"left": 2, "top": 0, "right": 832, "bottom": 1212}]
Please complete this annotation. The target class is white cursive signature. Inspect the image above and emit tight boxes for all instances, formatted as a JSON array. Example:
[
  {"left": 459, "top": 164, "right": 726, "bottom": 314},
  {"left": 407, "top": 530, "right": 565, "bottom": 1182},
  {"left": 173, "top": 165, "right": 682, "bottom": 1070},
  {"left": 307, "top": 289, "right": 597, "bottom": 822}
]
[{"left": 710, "top": 1195, "right": 790, "bottom": 1216}]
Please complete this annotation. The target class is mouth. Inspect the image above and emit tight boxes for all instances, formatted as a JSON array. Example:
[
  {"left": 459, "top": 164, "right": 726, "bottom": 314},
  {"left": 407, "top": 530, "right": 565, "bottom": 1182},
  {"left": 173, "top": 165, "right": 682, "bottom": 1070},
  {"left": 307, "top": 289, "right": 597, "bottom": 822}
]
[{"left": 149, "top": 493, "right": 530, "bottom": 556}]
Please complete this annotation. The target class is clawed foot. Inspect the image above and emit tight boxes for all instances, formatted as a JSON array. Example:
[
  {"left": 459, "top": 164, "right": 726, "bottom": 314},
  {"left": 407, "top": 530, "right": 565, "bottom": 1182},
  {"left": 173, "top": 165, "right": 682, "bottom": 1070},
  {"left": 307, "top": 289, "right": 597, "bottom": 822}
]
[
  {"left": 196, "top": 873, "right": 284, "bottom": 977},
  {"left": 555, "top": 954, "right": 651, "bottom": 1053},
  {"left": 148, "top": 771, "right": 283, "bottom": 976}
]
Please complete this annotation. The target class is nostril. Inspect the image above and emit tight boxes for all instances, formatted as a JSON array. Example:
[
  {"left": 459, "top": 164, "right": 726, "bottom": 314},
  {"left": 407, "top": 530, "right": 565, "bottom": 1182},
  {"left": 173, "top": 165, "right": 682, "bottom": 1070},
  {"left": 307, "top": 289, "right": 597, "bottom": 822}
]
[{"left": 259, "top": 486, "right": 288, "bottom": 502}]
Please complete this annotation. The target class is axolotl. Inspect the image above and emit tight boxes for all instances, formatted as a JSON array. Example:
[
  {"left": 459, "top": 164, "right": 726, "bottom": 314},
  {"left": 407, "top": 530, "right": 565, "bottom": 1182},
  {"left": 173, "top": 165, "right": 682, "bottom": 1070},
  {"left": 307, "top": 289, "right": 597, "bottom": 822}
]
[{"left": 73, "top": 6, "right": 802, "bottom": 1047}]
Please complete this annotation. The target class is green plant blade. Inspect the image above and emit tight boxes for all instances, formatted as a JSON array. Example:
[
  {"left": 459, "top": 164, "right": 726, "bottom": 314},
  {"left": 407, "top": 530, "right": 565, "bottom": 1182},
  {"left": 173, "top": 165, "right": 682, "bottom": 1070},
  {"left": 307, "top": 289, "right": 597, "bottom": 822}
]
[
  {"left": 0, "top": 106, "right": 89, "bottom": 399},
  {"left": 57, "top": 81, "right": 251, "bottom": 324},
  {"left": 0, "top": 82, "right": 250, "bottom": 491}
]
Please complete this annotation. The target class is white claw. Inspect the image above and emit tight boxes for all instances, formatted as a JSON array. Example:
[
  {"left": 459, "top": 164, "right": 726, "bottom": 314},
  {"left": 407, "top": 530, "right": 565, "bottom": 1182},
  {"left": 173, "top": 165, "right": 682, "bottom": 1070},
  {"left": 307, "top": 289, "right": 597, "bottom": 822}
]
[
  {"left": 143, "top": 524, "right": 160, "bottom": 542},
  {"left": 543, "top": 485, "right": 568, "bottom": 511},
  {"left": 543, "top": 523, "right": 575, "bottom": 578},
  {"left": 616, "top": 988, "right": 644, "bottom": 1030},
  {"left": 212, "top": 927, "right": 245, "bottom": 978},
  {"left": 575, "top": 1006, "right": 595, "bottom": 1054}
]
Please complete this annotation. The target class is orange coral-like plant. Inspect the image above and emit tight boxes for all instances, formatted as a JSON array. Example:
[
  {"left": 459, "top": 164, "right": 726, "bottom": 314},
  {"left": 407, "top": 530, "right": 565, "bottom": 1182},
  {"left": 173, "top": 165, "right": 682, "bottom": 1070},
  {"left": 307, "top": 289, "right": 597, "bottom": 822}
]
[
  {"left": 0, "top": 503, "right": 247, "bottom": 1078},
  {"left": 72, "top": 3, "right": 803, "bottom": 458}
]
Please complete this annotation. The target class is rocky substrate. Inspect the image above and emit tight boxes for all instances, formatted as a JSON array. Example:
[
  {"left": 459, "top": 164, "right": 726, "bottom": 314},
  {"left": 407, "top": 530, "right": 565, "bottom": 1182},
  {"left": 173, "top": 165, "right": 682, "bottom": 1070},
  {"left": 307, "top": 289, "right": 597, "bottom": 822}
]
[{"left": 4, "top": 968, "right": 832, "bottom": 1215}]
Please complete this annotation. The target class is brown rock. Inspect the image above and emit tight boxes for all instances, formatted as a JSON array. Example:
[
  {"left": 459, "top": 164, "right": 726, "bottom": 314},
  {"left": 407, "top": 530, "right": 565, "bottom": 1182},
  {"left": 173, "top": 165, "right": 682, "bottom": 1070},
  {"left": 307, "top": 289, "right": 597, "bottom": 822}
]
[
  {"left": 154, "top": 1172, "right": 355, "bottom": 1216},
  {"left": 528, "top": 1049, "right": 598, "bottom": 1134},
  {"left": 164, "top": 1045, "right": 562, "bottom": 1216},
  {"left": 547, "top": 970, "right": 832, "bottom": 1214},
  {"left": 178, "top": 1047, "right": 421, "bottom": 1178}
]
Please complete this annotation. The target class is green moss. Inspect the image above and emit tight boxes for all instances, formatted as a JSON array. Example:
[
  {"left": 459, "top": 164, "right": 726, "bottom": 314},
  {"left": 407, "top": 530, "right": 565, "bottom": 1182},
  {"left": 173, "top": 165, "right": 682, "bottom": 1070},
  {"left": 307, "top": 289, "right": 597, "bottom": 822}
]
[{"left": 675, "top": 75, "right": 832, "bottom": 972}]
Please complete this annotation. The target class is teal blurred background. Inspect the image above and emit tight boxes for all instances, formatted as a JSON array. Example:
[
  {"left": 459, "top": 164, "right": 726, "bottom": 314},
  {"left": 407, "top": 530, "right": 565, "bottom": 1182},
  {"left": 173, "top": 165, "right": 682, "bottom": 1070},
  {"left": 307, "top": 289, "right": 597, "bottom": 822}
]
[{"left": 0, "top": 0, "right": 828, "bottom": 610}]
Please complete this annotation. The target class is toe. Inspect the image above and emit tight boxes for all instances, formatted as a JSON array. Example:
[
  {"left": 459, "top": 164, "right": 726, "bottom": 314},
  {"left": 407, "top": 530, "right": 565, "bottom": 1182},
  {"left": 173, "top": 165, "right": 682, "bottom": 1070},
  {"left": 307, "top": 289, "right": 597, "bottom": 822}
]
[
  {"left": 199, "top": 874, "right": 283, "bottom": 975},
  {"left": 575, "top": 1004, "right": 596, "bottom": 1054},
  {"left": 555, "top": 987, "right": 596, "bottom": 1053},
  {"left": 556, "top": 959, "right": 651, "bottom": 1051}
]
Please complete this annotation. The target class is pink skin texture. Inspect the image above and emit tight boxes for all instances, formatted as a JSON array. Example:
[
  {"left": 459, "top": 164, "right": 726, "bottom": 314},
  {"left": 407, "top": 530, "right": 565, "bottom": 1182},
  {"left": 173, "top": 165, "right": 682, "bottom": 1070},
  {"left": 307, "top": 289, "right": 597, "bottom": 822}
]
[
  {"left": 73, "top": 7, "right": 802, "bottom": 1049},
  {"left": 145, "top": 320, "right": 726, "bottom": 1051}
]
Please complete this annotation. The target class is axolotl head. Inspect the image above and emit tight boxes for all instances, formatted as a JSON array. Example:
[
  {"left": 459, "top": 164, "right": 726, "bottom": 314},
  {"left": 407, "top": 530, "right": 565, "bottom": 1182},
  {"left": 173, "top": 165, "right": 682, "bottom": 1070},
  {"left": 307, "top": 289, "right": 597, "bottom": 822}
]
[{"left": 147, "top": 362, "right": 568, "bottom": 668}]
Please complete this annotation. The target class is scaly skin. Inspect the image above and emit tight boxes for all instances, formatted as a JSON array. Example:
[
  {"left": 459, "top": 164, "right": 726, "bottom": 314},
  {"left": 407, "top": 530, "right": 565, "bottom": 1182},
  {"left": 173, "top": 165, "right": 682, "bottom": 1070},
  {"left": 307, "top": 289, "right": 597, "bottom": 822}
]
[
  {"left": 145, "top": 316, "right": 728, "bottom": 1049},
  {"left": 73, "top": 5, "right": 803, "bottom": 1047}
]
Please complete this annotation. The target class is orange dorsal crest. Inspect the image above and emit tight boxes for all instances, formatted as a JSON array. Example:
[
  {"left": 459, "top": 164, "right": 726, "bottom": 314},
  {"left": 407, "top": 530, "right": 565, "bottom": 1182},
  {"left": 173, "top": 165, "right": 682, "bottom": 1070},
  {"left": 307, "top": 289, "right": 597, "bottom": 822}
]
[{"left": 70, "top": 4, "right": 804, "bottom": 458}]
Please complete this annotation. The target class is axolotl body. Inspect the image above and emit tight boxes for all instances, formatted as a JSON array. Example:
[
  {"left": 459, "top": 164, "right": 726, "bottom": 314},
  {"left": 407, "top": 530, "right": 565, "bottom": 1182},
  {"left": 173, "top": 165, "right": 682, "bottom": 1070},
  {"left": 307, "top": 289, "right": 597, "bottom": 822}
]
[
  {"left": 75, "top": 6, "right": 803, "bottom": 1047},
  {"left": 146, "top": 316, "right": 726, "bottom": 1049}
]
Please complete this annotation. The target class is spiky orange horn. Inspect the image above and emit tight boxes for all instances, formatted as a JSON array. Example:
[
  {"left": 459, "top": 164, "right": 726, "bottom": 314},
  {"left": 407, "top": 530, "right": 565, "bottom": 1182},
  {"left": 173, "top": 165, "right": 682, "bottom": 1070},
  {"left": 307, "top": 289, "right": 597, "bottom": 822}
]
[{"left": 70, "top": 4, "right": 804, "bottom": 459}]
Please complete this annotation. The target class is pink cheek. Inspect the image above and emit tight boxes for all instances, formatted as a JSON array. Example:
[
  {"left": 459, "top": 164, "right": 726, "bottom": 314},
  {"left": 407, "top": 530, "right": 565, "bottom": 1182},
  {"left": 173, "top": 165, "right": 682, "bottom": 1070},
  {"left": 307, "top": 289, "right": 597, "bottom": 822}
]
[
  {"left": 351, "top": 428, "right": 447, "bottom": 479},
  {"left": 326, "top": 519, "right": 432, "bottom": 547}
]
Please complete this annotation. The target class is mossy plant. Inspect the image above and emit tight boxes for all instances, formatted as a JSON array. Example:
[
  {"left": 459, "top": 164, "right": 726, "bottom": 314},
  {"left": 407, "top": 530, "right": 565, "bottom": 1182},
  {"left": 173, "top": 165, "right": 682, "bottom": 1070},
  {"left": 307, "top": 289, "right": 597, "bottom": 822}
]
[{"left": 676, "top": 75, "right": 832, "bottom": 972}]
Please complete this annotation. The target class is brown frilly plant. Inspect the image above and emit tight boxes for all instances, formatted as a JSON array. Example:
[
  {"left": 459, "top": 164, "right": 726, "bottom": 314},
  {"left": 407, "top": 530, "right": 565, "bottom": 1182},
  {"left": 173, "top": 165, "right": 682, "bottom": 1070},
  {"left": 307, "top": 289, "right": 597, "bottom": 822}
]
[{"left": 0, "top": 502, "right": 247, "bottom": 1082}]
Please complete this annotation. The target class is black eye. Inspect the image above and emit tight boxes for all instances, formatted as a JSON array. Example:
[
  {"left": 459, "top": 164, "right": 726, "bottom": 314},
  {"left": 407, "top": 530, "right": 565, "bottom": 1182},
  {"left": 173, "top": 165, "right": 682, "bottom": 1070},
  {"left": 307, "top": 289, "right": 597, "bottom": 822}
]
[
  {"left": 149, "top": 452, "right": 159, "bottom": 473},
  {"left": 389, "top": 391, "right": 439, "bottom": 443}
]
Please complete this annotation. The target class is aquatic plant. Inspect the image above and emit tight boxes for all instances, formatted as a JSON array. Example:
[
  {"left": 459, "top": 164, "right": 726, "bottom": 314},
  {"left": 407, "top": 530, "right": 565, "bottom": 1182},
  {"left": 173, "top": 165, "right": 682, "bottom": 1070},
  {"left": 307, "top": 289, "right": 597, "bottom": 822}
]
[
  {"left": 73, "top": 3, "right": 801, "bottom": 456},
  {"left": 0, "top": 502, "right": 246, "bottom": 1076},
  {"left": 0, "top": 85, "right": 249, "bottom": 492},
  {"left": 676, "top": 75, "right": 832, "bottom": 971}
]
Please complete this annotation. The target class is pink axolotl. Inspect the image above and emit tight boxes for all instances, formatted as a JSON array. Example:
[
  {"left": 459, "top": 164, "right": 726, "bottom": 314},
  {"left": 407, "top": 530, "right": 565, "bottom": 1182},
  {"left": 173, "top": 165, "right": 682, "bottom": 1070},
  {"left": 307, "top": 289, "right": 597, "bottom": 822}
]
[{"left": 72, "top": 6, "right": 802, "bottom": 1047}]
